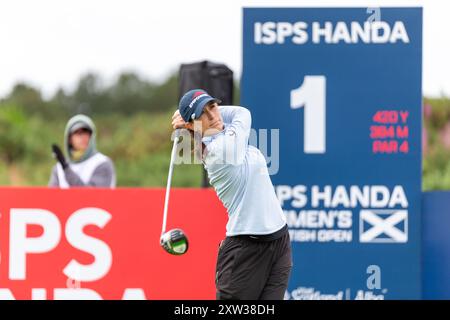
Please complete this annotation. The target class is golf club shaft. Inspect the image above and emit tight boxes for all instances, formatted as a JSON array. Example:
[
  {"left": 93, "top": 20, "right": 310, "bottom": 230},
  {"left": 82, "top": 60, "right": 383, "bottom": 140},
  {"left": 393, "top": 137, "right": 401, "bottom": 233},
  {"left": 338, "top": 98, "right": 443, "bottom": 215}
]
[{"left": 161, "top": 129, "right": 181, "bottom": 235}]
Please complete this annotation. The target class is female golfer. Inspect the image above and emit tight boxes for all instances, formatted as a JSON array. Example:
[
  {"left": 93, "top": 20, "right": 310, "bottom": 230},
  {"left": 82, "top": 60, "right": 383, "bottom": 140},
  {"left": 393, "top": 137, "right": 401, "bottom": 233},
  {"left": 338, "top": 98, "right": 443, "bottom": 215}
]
[{"left": 172, "top": 89, "right": 292, "bottom": 300}]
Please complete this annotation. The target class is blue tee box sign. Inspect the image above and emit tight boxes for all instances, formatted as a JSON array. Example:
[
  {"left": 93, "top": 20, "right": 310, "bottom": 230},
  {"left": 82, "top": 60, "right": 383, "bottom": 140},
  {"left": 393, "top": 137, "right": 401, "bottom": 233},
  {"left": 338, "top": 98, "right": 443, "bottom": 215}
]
[{"left": 242, "top": 7, "right": 422, "bottom": 299}]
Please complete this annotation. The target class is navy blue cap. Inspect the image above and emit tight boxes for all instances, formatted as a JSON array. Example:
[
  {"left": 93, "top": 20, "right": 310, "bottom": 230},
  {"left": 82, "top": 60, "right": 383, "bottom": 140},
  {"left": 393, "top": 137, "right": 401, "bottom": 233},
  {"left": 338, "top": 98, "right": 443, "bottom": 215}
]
[{"left": 178, "top": 89, "right": 221, "bottom": 122}]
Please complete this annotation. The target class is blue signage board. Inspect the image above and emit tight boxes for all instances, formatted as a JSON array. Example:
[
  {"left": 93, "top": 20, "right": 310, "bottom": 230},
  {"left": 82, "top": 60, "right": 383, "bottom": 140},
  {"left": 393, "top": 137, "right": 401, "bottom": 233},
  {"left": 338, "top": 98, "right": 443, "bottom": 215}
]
[
  {"left": 422, "top": 191, "right": 450, "bottom": 299},
  {"left": 242, "top": 7, "right": 422, "bottom": 299}
]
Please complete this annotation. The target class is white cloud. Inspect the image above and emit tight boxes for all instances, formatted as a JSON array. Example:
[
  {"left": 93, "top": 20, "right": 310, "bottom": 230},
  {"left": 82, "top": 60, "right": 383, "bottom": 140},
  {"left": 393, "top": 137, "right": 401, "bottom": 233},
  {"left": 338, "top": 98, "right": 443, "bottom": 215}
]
[{"left": 0, "top": 0, "right": 448, "bottom": 98}]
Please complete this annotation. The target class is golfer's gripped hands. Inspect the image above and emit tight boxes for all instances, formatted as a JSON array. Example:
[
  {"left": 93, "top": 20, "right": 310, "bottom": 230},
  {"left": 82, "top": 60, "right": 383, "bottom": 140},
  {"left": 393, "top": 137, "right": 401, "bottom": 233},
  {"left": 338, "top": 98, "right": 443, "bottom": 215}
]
[{"left": 171, "top": 110, "right": 187, "bottom": 130}]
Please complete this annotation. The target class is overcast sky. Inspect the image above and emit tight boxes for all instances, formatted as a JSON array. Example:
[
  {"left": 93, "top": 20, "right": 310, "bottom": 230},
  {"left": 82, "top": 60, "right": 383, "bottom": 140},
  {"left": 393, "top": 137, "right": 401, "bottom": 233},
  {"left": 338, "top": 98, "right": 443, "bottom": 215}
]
[{"left": 0, "top": 0, "right": 449, "bottom": 98}]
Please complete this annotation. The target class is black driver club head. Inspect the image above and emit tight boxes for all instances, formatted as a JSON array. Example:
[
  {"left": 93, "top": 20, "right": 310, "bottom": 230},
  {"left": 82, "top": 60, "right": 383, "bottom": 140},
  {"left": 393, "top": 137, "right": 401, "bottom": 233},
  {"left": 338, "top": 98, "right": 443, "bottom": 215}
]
[{"left": 160, "top": 228, "right": 189, "bottom": 255}]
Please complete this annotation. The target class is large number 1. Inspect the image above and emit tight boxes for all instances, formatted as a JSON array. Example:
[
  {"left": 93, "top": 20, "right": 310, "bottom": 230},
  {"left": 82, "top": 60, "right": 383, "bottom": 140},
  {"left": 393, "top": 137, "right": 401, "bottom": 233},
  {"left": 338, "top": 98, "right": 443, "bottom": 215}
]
[{"left": 290, "top": 76, "right": 326, "bottom": 154}]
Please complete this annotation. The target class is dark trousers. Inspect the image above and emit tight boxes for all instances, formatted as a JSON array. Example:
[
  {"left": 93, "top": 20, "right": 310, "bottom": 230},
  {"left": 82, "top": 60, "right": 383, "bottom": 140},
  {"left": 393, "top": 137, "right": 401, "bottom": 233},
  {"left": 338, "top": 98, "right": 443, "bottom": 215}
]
[{"left": 215, "top": 229, "right": 292, "bottom": 300}]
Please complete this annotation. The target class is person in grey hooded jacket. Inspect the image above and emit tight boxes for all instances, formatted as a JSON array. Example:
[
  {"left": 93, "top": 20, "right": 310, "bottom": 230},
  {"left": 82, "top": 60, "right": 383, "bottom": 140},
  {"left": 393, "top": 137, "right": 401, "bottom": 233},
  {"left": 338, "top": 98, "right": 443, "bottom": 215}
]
[{"left": 48, "top": 114, "right": 116, "bottom": 188}]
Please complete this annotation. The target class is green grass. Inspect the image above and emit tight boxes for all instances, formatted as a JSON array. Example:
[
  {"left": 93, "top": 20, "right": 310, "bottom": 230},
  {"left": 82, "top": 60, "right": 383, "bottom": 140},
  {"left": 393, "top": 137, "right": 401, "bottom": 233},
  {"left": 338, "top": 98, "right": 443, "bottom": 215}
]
[
  {"left": 2, "top": 97, "right": 450, "bottom": 190},
  {"left": 0, "top": 109, "right": 203, "bottom": 187}
]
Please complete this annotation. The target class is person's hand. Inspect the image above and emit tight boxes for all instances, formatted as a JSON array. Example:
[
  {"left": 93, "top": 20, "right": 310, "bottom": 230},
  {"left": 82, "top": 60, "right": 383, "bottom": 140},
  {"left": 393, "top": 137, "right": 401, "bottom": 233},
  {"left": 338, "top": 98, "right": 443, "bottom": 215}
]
[
  {"left": 51, "top": 144, "right": 68, "bottom": 169},
  {"left": 171, "top": 110, "right": 187, "bottom": 130}
]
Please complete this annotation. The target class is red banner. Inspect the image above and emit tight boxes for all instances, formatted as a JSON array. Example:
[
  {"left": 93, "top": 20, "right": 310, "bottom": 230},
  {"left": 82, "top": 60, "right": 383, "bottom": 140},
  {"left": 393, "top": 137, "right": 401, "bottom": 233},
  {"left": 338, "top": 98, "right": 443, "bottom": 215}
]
[{"left": 0, "top": 188, "right": 227, "bottom": 300}]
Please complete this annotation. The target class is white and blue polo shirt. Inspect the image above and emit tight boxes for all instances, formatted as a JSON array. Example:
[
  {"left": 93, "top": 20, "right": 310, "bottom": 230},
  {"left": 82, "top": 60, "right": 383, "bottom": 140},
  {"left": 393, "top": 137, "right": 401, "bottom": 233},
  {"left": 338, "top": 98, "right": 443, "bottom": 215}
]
[{"left": 202, "top": 106, "right": 287, "bottom": 236}]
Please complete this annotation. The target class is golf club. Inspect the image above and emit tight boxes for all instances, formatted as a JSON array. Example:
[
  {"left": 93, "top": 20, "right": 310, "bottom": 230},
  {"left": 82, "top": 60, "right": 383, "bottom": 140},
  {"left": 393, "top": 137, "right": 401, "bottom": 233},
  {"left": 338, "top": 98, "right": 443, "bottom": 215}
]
[{"left": 160, "top": 128, "right": 189, "bottom": 255}]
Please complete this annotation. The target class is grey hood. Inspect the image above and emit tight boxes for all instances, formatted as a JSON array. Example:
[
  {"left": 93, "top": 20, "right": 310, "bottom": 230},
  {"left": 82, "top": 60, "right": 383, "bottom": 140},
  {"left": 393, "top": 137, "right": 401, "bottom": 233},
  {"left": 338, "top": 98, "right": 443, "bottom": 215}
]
[{"left": 64, "top": 114, "right": 97, "bottom": 163}]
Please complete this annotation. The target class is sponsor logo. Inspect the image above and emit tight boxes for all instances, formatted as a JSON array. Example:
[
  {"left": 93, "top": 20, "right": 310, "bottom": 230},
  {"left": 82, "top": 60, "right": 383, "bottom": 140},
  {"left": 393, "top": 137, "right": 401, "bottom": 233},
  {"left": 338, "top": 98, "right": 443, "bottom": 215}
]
[
  {"left": 285, "top": 287, "right": 386, "bottom": 300},
  {"left": 286, "top": 265, "right": 387, "bottom": 300},
  {"left": 189, "top": 93, "right": 208, "bottom": 109},
  {"left": 359, "top": 210, "right": 408, "bottom": 243},
  {"left": 0, "top": 207, "right": 148, "bottom": 300},
  {"left": 277, "top": 185, "right": 409, "bottom": 243},
  {"left": 254, "top": 21, "right": 410, "bottom": 45}
]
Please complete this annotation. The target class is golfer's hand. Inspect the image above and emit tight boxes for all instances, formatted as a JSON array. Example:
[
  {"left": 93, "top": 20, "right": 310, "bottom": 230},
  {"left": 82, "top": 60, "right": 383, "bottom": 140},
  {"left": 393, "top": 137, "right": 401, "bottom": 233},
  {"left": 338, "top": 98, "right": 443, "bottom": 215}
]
[{"left": 171, "top": 110, "right": 187, "bottom": 129}]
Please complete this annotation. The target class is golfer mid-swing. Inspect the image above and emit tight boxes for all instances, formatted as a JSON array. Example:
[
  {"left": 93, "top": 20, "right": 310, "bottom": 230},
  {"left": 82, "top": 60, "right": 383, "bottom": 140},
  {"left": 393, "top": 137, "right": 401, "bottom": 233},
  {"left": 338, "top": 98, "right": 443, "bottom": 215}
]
[{"left": 172, "top": 89, "right": 292, "bottom": 300}]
